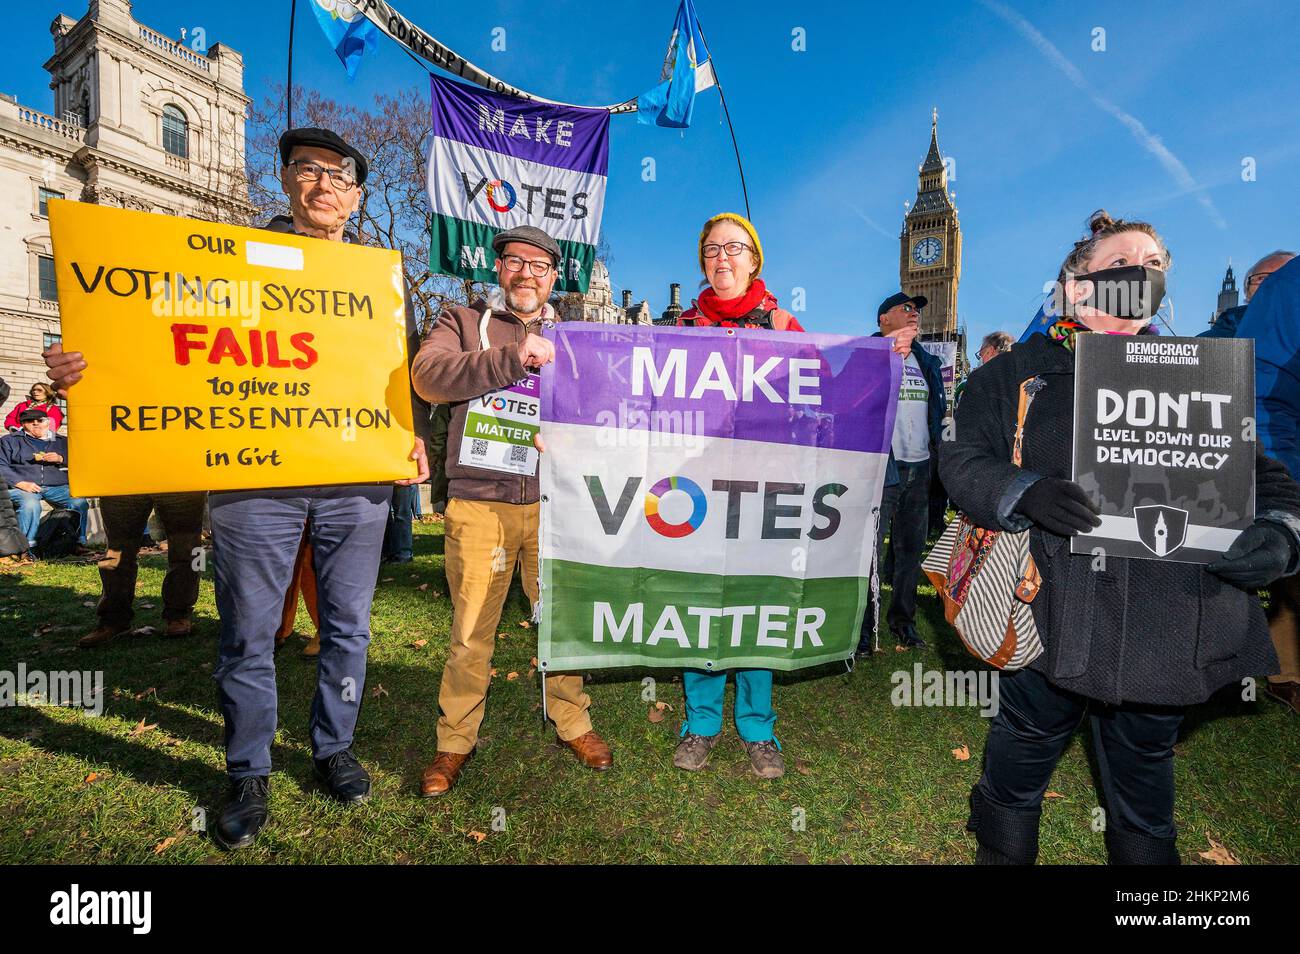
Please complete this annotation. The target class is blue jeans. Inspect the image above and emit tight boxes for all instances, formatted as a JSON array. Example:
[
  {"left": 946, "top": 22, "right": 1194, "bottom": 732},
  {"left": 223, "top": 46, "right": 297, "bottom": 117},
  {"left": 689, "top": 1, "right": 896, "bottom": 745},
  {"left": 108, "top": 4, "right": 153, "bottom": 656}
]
[
  {"left": 383, "top": 483, "right": 418, "bottom": 560},
  {"left": 209, "top": 485, "right": 391, "bottom": 779},
  {"left": 682, "top": 669, "right": 777, "bottom": 743},
  {"left": 8, "top": 485, "right": 89, "bottom": 547}
]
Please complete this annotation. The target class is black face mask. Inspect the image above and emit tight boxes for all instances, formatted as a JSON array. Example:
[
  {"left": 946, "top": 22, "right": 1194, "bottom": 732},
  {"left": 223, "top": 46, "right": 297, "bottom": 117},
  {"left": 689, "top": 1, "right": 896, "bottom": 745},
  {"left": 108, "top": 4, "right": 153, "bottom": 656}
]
[{"left": 1074, "top": 265, "right": 1166, "bottom": 321}]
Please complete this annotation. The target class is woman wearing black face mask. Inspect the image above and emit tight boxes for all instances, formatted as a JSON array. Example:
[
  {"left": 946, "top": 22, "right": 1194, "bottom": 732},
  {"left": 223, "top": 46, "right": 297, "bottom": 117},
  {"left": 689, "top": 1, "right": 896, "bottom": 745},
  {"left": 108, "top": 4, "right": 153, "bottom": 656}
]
[{"left": 940, "top": 210, "right": 1300, "bottom": 865}]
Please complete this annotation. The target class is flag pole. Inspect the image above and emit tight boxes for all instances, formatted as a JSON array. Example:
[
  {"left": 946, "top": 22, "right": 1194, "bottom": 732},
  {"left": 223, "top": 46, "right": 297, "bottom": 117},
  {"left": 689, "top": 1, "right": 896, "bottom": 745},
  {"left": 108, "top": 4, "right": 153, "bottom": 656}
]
[
  {"left": 695, "top": 24, "right": 750, "bottom": 221},
  {"left": 286, "top": 0, "right": 298, "bottom": 129}
]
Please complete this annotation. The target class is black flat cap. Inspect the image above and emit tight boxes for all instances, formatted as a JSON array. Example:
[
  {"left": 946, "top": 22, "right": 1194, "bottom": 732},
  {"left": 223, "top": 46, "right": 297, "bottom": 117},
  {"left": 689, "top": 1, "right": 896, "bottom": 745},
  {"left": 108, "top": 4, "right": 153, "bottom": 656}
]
[
  {"left": 18, "top": 408, "right": 49, "bottom": 423},
  {"left": 278, "top": 127, "right": 369, "bottom": 185},
  {"left": 492, "top": 225, "right": 562, "bottom": 266},
  {"left": 877, "top": 291, "right": 928, "bottom": 318}
]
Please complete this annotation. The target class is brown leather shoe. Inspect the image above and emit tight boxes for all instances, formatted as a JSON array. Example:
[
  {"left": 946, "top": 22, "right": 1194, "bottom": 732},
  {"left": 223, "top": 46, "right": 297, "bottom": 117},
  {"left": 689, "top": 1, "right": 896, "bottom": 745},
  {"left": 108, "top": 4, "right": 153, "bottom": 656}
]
[
  {"left": 300, "top": 634, "right": 321, "bottom": 658},
  {"left": 1265, "top": 680, "right": 1300, "bottom": 715},
  {"left": 162, "top": 619, "right": 193, "bottom": 639},
  {"left": 560, "top": 730, "right": 613, "bottom": 771},
  {"left": 419, "top": 751, "right": 470, "bottom": 797},
  {"left": 77, "top": 624, "right": 127, "bottom": 649}
]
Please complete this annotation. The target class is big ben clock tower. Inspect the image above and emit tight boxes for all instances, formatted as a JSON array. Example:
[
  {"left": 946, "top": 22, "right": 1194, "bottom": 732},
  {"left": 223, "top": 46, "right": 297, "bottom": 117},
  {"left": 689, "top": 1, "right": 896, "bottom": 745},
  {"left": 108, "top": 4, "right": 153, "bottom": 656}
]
[{"left": 901, "top": 110, "right": 964, "bottom": 372}]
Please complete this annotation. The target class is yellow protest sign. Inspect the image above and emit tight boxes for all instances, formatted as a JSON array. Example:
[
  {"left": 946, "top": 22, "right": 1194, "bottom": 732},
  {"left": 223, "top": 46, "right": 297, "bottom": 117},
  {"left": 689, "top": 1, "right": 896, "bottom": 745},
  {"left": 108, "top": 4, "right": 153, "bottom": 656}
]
[{"left": 48, "top": 200, "right": 417, "bottom": 496}]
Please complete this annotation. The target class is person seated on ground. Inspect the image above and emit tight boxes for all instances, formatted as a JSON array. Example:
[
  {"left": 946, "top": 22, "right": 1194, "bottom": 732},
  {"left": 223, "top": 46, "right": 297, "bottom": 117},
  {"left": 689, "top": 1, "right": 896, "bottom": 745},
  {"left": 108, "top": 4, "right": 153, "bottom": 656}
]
[
  {"left": 5, "top": 382, "right": 63, "bottom": 434},
  {"left": 0, "top": 409, "right": 90, "bottom": 559}
]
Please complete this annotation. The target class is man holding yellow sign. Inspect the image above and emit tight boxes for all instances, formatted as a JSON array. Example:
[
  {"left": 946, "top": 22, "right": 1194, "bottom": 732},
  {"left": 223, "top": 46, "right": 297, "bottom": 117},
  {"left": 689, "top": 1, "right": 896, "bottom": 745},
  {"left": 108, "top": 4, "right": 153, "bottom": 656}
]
[{"left": 46, "top": 127, "right": 431, "bottom": 851}]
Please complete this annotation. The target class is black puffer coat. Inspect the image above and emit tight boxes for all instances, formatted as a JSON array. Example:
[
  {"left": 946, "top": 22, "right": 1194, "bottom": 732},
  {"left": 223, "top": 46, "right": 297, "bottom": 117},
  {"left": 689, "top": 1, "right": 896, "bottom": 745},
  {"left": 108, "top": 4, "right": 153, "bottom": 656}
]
[{"left": 939, "top": 332, "right": 1300, "bottom": 706}]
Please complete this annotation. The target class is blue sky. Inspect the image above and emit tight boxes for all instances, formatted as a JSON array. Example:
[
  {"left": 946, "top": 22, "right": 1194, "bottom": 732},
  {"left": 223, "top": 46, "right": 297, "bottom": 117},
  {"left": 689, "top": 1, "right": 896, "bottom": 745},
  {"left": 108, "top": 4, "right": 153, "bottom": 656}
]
[{"left": 9, "top": 0, "right": 1300, "bottom": 354}]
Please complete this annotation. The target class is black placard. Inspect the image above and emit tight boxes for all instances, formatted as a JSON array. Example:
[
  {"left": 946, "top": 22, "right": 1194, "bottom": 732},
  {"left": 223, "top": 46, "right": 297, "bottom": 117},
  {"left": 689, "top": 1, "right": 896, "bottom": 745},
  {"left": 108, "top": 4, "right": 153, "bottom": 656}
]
[{"left": 1071, "top": 334, "right": 1255, "bottom": 563}]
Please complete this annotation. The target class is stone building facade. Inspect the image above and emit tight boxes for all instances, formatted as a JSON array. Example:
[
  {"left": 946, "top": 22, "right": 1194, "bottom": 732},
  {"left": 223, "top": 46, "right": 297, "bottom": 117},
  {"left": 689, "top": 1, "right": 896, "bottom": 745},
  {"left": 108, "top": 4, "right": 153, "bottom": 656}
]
[{"left": 0, "top": 0, "right": 250, "bottom": 430}]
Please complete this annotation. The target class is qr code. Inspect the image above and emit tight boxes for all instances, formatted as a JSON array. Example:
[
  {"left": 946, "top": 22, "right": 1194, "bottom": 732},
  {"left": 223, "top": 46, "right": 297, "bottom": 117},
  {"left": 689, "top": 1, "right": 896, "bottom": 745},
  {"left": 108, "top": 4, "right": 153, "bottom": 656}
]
[
  {"left": 509, "top": 444, "right": 529, "bottom": 463},
  {"left": 470, "top": 439, "right": 488, "bottom": 457}
]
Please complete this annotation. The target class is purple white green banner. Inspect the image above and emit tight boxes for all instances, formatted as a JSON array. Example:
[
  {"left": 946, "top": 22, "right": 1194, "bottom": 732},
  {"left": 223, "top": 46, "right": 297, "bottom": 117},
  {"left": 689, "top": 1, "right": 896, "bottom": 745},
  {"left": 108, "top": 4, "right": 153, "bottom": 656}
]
[
  {"left": 538, "top": 324, "right": 901, "bottom": 672},
  {"left": 426, "top": 74, "right": 609, "bottom": 294}
]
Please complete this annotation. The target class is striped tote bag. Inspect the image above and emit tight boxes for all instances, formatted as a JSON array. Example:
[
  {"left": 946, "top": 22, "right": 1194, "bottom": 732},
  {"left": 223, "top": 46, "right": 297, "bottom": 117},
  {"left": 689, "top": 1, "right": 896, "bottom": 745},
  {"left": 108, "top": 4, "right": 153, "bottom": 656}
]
[{"left": 921, "top": 377, "right": 1044, "bottom": 670}]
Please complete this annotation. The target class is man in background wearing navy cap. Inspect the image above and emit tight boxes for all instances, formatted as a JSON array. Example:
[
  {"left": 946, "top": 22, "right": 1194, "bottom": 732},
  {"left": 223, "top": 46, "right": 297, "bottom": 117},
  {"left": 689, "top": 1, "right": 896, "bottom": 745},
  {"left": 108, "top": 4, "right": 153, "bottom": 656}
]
[{"left": 858, "top": 292, "right": 947, "bottom": 654}]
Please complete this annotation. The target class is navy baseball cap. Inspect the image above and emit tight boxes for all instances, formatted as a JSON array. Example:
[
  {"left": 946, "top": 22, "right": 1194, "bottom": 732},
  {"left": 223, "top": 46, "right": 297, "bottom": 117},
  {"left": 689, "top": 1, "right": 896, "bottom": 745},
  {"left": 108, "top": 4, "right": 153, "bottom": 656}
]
[{"left": 877, "top": 291, "right": 928, "bottom": 318}]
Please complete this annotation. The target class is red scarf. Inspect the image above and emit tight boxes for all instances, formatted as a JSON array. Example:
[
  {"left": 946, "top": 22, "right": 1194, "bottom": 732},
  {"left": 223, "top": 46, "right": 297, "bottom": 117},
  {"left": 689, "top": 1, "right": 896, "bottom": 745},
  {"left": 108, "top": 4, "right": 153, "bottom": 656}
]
[{"left": 695, "top": 279, "right": 769, "bottom": 324}]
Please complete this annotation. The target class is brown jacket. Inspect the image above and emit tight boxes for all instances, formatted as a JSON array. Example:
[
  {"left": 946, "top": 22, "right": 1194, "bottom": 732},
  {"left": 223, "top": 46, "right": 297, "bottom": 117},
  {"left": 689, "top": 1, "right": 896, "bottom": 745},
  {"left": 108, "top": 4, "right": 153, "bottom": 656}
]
[{"left": 410, "top": 299, "right": 542, "bottom": 504}]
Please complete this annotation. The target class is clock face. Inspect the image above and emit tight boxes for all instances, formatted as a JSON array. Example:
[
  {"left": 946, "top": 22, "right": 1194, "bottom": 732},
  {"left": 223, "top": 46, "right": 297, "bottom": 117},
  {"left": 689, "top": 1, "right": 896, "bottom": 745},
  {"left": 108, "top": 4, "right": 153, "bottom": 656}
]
[{"left": 913, "top": 237, "right": 943, "bottom": 267}]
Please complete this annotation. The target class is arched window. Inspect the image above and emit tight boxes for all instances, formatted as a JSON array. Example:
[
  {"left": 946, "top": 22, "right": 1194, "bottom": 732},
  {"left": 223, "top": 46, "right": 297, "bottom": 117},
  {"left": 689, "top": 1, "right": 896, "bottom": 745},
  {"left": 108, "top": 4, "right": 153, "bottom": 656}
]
[{"left": 162, "top": 105, "right": 188, "bottom": 158}]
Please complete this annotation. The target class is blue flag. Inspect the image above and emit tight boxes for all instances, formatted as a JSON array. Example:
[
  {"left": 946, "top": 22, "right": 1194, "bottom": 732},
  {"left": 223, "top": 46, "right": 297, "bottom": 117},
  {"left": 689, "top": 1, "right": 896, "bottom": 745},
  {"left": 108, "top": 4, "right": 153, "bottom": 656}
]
[
  {"left": 1018, "top": 300, "right": 1054, "bottom": 342},
  {"left": 309, "top": 1, "right": 379, "bottom": 80},
  {"left": 637, "top": 0, "right": 717, "bottom": 128}
]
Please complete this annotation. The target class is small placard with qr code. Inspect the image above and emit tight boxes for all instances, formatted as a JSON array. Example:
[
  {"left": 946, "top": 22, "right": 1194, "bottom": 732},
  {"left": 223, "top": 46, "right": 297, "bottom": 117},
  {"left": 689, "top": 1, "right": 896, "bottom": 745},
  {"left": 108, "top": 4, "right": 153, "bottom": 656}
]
[{"left": 458, "top": 372, "right": 541, "bottom": 476}]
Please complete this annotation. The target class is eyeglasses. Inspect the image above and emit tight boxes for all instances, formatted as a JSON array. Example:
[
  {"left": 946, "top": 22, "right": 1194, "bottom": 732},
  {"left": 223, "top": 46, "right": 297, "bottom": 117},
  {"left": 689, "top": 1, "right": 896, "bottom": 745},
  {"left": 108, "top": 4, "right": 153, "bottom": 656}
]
[
  {"left": 499, "top": 254, "right": 554, "bottom": 277},
  {"left": 288, "top": 159, "right": 357, "bottom": 191},
  {"left": 702, "top": 242, "right": 754, "bottom": 259}
]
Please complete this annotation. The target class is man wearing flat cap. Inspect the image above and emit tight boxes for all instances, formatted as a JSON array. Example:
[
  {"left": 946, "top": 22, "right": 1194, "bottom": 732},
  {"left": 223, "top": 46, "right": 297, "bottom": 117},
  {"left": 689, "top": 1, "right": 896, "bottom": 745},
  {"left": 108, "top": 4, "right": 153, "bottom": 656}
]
[
  {"left": 858, "top": 291, "right": 947, "bottom": 654},
  {"left": 45, "top": 127, "right": 431, "bottom": 849},
  {"left": 410, "top": 224, "right": 613, "bottom": 796},
  {"left": 0, "top": 408, "right": 89, "bottom": 560}
]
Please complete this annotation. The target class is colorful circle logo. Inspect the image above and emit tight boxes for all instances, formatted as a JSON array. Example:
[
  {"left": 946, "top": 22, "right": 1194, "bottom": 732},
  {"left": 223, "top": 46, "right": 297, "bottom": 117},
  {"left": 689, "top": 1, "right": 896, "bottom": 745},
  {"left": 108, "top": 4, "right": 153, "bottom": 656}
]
[
  {"left": 485, "top": 179, "right": 517, "bottom": 213},
  {"left": 491, "top": 396, "right": 507, "bottom": 411},
  {"left": 644, "top": 476, "right": 707, "bottom": 538}
]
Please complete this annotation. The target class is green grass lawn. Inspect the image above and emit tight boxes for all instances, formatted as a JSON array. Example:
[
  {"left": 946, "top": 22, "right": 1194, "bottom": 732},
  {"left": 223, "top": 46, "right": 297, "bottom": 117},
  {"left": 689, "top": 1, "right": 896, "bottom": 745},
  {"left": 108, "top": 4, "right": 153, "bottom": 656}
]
[{"left": 0, "top": 521, "right": 1296, "bottom": 864}]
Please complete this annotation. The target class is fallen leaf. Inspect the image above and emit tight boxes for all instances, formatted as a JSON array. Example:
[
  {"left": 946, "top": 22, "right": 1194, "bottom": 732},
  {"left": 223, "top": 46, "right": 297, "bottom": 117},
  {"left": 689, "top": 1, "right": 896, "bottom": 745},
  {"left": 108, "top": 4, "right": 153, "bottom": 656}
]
[
  {"left": 152, "top": 836, "right": 177, "bottom": 854},
  {"left": 410, "top": 639, "right": 428, "bottom": 649},
  {"left": 141, "top": 602, "right": 156, "bottom": 609},
  {"left": 418, "top": 583, "right": 429, "bottom": 591},
  {"left": 531, "top": 657, "right": 539, "bottom": 668},
  {"left": 371, "top": 684, "right": 389, "bottom": 699},
  {"left": 507, "top": 671, "right": 519, "bottom": 681},
  {"left": 297, "top": 828, "right": 313, "bottom": 837},
  {"left": 527, "top": 667, "right": 536, "bottom": 678},
  {"left": 795, "top": 758, "right": 812, "bottom": 776},
  {"left": 81, "top": 600, "right": 95, "bottom": 608},
  {"left": 647, "top": 706, "right": 665, "bottom": 723},
  {"left": 654, "top": 700, "right": 673, "bottom": 712},
  {"left": 467, "top": 830, "right": 487, "bottom": 844},
  {"left": 84, "top": 772, "right": 101, "bottom": 784},
  {"left": 1198, "top": 836, "right": 1240, "bottom": 865},
  {"left": 489, "top": 667, "right": 498, "bottom": 678},
  {"left": 128, "top": 626, "right": 159, "bottom": 637},
  {"left": 381, "top": 577, "right": 394, "bottom": 583},
  {"left": 1044, "top": 791, "right": 1064, "bottom": 799},
  {"left": 519, "top": 620, "right": 532, "bottom": 629},
  {"left": 133, "top": 687, "right": 157, "bottom": 701},
  {"left": 130, "top": 719, "right": 158, "bottom": 738},
  {"left": 951, "top": 745, "right": 970, "bottom": 761},
  {"left": 894, "top": 644, "right": 907, "bottom": 653}
]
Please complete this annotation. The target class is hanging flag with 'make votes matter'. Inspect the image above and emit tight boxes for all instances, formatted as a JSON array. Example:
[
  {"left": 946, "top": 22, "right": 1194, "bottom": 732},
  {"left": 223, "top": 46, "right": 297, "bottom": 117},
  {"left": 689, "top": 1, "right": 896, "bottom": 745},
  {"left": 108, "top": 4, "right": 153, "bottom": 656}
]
[
  {"left": 426, "top": 74, "right": 609, "bottom": 294},
  {"left": 309, "top": 0, "right": 379, "bottom": 80},
  {"left": 637, "top": 0, "right": 717, "bottom": 128}
]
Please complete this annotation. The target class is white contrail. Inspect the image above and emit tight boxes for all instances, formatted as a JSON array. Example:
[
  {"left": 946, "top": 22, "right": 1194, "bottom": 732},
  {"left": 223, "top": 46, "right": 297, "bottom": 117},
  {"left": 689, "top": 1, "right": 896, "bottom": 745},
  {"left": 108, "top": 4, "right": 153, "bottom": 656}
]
[
  {"left": 982, "top": 0, "right": 1227, "bottom": 229},
  {"left": 848, "top": 204, "right": 898, "bottom": 241}
]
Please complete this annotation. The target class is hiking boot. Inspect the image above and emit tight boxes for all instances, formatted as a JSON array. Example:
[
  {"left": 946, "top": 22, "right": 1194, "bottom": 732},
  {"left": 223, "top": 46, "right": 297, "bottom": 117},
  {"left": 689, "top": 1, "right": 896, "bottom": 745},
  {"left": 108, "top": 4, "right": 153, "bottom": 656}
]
[
  {"left": 77, "top": 623, "right": 128, "bottom": 649},
  {"left": 672, "top": 732, "right": 720, "bottom": 771},
  {"left": 743, "top": 739, "right": 785, "bottom": 779}
]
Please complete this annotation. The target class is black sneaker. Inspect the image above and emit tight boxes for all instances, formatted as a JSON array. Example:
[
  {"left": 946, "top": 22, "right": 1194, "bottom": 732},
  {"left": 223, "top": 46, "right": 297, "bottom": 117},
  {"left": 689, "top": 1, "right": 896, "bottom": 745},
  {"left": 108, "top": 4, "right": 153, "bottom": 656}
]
[
  {"left": 313, "top": 748, "right": 371, "bottom": 804},
  {"left": 895, "top": 625, "right": 928, "bottom": 649},
  {"left": 212, "top": 775, "right": 270, "bottom": 851}
]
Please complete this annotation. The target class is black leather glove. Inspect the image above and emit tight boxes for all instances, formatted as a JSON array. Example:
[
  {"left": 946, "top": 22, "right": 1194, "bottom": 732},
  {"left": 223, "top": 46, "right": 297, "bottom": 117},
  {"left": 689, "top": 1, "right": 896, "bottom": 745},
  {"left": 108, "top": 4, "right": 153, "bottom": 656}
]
[
  {"left": 1015, "top": 478, "right": 1102, "bottom": 536},
  {"left": 1206, "top": 521, "right": 1297, "bottom": 589}
]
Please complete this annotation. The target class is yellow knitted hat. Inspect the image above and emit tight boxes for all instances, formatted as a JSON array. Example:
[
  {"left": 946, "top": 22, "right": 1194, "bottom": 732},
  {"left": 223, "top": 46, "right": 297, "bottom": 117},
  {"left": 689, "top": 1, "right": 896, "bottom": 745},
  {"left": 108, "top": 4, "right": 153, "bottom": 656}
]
[{"left": 699, "top": 212, "right": 763, "bottom": 277}]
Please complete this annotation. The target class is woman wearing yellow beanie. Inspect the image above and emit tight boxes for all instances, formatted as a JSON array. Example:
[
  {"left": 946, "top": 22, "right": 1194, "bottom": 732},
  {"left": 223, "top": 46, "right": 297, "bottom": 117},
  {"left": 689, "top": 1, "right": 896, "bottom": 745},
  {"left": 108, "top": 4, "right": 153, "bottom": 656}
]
[{"left": 671, "top": 212, "right": 801, "bottom": 780}]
